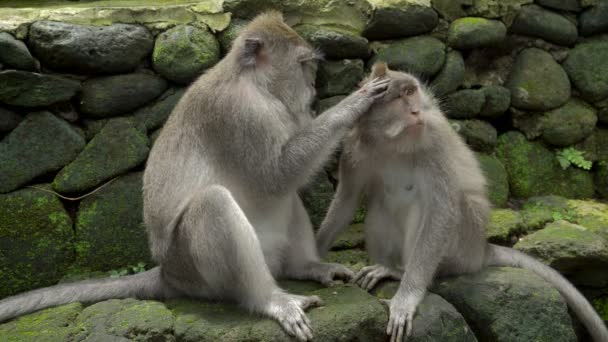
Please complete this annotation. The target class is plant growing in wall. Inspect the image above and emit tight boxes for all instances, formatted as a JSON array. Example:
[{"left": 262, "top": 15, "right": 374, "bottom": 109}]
[{"left": 556, "top": 147, "right": 592, "bottom": 170}]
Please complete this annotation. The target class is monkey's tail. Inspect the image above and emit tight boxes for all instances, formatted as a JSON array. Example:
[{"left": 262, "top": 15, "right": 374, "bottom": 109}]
[
  {"left": 485, "top": 243, "right": 608, "bottom": 342},
  {"left": 0, "top": 266, "right": 167, "bottom": 323}
]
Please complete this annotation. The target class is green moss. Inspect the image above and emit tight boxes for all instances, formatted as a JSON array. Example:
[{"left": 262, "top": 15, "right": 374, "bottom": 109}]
[
  {"left": 331, "top": 223, "right": 365, "bottom": 250},
  {"left": 0, "top": 303, "right": 82, "bottom": 342},
  {"left": 593, "top": 297, "right": 608, "bottom": 322},
  {"left": 324, "top": 249, "right": 369, "bottom": 272},
  {"left": 486, "top": 209, "right": 524, "bottom": 243}
]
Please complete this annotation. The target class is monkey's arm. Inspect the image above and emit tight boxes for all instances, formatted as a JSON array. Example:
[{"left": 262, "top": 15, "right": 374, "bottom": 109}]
[{"left": 316, "top": 156, "right": 365, "bottom": 256}]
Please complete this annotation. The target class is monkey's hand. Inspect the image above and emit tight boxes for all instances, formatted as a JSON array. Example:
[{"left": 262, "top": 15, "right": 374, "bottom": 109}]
[
  {"left": 338, "top": 77, "right": 390, "bottom": 121},
  {"left": 308, "top": 262, "right": 355, "bottom": 287},
  {"left": 381, "top": 289, "right": 424, "bottom": 342},
  {"left": 353, "top": 264, "right": 402, "bottom": 291},
  {"left": 265, "top": 291, "right": 323, "bottom": 341}
]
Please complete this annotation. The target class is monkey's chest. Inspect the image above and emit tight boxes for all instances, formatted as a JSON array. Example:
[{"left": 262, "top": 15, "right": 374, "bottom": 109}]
[{"left": 379, "top": 170, "right": 420, "bottom": 212}]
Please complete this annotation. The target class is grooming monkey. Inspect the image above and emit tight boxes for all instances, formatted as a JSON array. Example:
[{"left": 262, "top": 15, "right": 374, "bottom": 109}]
[
  {"left": 0, "top": 12, "right": 390, "bottom": 341},
  {"left": 316, "top": 63, "right": 608, "bottom": 342}
]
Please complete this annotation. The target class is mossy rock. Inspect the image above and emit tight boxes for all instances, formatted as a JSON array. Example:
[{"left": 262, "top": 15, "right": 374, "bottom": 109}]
[
  {"left": 520, "top": 196, "right": 565, "bottom": 231},
  {"left": 79, "top": 73, "right": 168, "bottom": 119},
  {"left": 514, "top": 220, "right": 608, "bottom": 287},
  {"left": 0, "top": 32, "right": 37, "bottom": 71},
  {"left": 168, "top": 283, "right": 386, "bottom": 341},
  {"left": 331, "top": 223, "right": 365, "bottom": 250},
  {"left": 495, "top": 131, "right": 595, "bottom": 198},
  {"left": 28, "top": 21, "right": 153, "bottom": 75},
  {"left": 295, "top": 24, "right": 370, "bottom": 59},
  {"left": 566, "top": 199, "right": 608, "bottom": 241},
  {"left": 0, "top": 302, "right": 83, "bottom": 342},
  {"left": 445, "top": 89, "right": 485, "bottom": 119},
  {"left": 363, "top": 0, "right": 439, "bottom": 40},
  {"left": 370, "top": 36, "right": 446, "bottom": 80},
  {"left": 453, "top": 119, "right": 497, "bottom": 153},
  {"left": 433, "top": 267, "right": 577, "bottom": 341},
  {"left": 132, "top": 87, "right": 186, "bottom": 133},
  {"left": 463, "top": 0, "right": 534, "bottom": 23},
  {"left": 479, "top": 85, "right": 510, "bottom": 118},
  {"left": 506, "top": 48, "right": 571, "bottom": 111},
  {"left": 75, "top": 172, "right": 151, "bottom": 271},
  {"left": 540, "top": 99, "right": 598, "bottom": 146},
  {"left": 315, "top": 95, "right": 346, "bottom": 114},
  {"left": 563, "top": 40, "right": 608, "bottom": 102},
  {"left": 447, "top": 17, "right": 506, "bottom": 49},
  {"left": 596, "top": 128, "right": 608, "bottom": 161},
  {"left": 0, "top": 186, "right": 74, "bottom": 298},
  {"left": 596, "top": 161, "right": 608, "bottom": 198},
  {"left": 486, "top": 209, "right": 523, "bottom": 243},
  {"left": 580, "top": 1, "right": 608, "bottom": 36},
  {"left": 152, "top": 24, "right": 220, "bottom": 84},
  {"left": 0, "top": 111, "right": 85, "bottom": 193},
  {"left": 0, "top": 107, "right": 22, "bottom": 133},
  {"left": 324, "top": 249, "right": 370, "bottom": 273},
  {"left": 217, "top": 18, "right": 248, "bottom": 54},
  {"left": 476, "top": 153, "right": 509, "bottom": 207},
  {"left": 53, "top": 118, "right": 150, "bottom": 194},
  {"left": 300, "top": 173, "right": 334, "bottom": 229},
  {"left": 316, "top": 59, "right": 364, "bottom": 98},
  {"left": 0, "top": 70, "right": 80, "bottom": 107},
  {"left": 430, "top": 50, "right": 465, "bottom": 98},
  {"left": 510, "top": 4, "right": 578, "bottom": 46},
  {"left": 537, "top": 0, "right": 581, "bottom": 12}
]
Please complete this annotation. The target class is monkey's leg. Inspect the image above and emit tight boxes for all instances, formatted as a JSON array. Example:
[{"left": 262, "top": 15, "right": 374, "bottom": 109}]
[
  {"left": 282, "top": 196, "right": 355, "bottom": 286},
  {"left": 172, "top": 185, "right": 321, "bottom": 341},
  {"left": 354, "top": 264, "right": 402, "bottom": 291}
]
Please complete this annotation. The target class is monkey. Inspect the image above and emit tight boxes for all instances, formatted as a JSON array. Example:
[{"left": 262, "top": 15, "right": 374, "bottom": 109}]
[
  {"left": 0, "top": 12, "right": 390, "bottom": 341},
  {"left": 316, "top": 62, "right": 608, "bottom": 342}
]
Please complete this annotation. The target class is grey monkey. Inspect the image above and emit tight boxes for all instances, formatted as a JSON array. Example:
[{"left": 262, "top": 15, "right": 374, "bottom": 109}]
[
  {"left": 316, "top": 62, "right": 608, "bottom": 342},
  {"left": 0, "top": 12, "right": 390, "bottom": 341}
]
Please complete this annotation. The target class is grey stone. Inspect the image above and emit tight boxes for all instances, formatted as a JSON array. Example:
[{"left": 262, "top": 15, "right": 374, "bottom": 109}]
[
  {"left": 300, "top": 173, "right": 334, "bottom": 229},
  {"left": 363, "top": 0, "right": 438, "bottom": 40},
  {"left": 28, "top": 21, "right": 153, "bottom": 74},
  {"left": 0, "top": 303, "right": 82, "bottom": 341},
  {"left": 53, "top": 118, "right": 150, "bottom": 194},
  {"left": 430, "top": 50, "right": 465, "bottom": 98},
  {"left": 152, "top": 25, "right": 220, "bottom": 84},
  {"left": 431, "top": 0, "right": 472, "bottom": 21},
  {"left": 0, "top": 107, "right": 22, "bottom": 132},
  {"left": 538, "top": 0, "right": 582, "bottom": 12},
  {"left": 0, "top": 32, "right": 37, "bottom": 71},
  {"left": 511, "top": 108, "right": 544, "bottom": 139},
  {"left": 445, "top": 89, "right": 485, "bottom": 119},
  {"left": 580, "top": 1, "right": 608, "bottom": 36},
  {"left": 510, "top": 5, "right": 578, "bottom": 46},
  {"left": 75, "top": 172, "right": 151, "bottom": 271},
  {"left": 486, "top": 208, "right": 524, "bottom": 242},
  {"left": 217, "top": 19, "right": 248, "bottom": 54},
  {"left": 0, "top": 112, "right": 85, "bottom": 193},
  {"left": 316, "top": 59, "right": 364, "bottom": 98},
  {"left": 563, "top": 40, "right": 608, "bottom": 102},
  {"left": 596, "top": 161, "right": 608, "bottom": 198},
  {"left": 295, "top": 24, "right": 370, "bottom": 59},
  {"left": 447, "top": 17, "right": 507, "bottom": 49},
  {"left": 479, "top": 85, "right": 510, "bottom": 118},
  {"left": 433, "top": 267, "right": 577, "bottom": 341},
  {"left": 541, "top": 99, "right": 597, "bottom": 146},
  {"left": 0, "top": 70, "right": 80, "bottom": 107},
  {"left": 476, "top": 153, "right": 509, "bottom": 207},
  {"left": 453, "top": 119, "right": 497, "bottom": 152},
  {"left": 370, "top": 36, "right": 446, "bottom": 80},
  {"left": 132, "top": 87, "right": 186, "bottom": 132},
  {"left": 463, "top": 50, "right": 513, "bottom": 87},
  {"left": 80, "top": 73, "right": 168, "bottom": 119},
  {"left": 506, "top": 48, "right": 571, "bottom": 111}
]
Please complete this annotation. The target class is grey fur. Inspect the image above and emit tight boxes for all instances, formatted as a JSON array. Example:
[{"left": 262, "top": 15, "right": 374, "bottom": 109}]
[
  {"left": 0, "top": 12, "right": 389, "bottom": 342},
  {"left": 316, "top": 65, "right": 608, "bottom": 342}
]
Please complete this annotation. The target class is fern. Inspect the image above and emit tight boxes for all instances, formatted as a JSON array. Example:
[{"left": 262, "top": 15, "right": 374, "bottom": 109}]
[{"left": 555, "top": 147, "right": 592, "bottom": 170}]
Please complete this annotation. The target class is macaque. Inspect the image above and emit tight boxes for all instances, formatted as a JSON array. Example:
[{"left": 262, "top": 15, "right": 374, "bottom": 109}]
[{"left": 317, "top": 62, "right": 608, "bottom": 342}]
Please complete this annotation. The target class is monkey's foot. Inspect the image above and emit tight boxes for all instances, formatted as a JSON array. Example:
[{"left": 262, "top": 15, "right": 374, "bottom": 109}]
[
  {"left": 264, "top": 291, "right": 323, "bottom": 341},
  {"left": 306, "top": 262, "right": 355, "bottom": 287},
  {"left": 354, "top": 264, "right": 401, "bottom": 291},
  {"left": 381, "top": 290, "right": 424, "bottom": 342}
]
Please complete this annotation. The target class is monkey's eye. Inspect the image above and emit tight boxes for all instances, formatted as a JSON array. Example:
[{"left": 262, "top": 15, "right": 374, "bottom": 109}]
[{"left": 404, "top": 87, "right": 417, "bottom": 96}]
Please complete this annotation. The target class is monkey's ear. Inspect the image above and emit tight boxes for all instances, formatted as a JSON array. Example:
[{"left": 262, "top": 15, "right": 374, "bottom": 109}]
[
  {"left": 242, "top": 37, "right": 264, "bottom": 67},
  {"left": 371, "top": 62, "right": 388, "bottom": 78}
]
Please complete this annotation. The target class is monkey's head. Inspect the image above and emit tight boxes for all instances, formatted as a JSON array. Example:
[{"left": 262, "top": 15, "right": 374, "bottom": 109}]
[
  {"left": 355, "top": 62, "right": 442, "bottom": 153},
  {"left": 228, "top": 11, "right": 322, "bottom": 115}
]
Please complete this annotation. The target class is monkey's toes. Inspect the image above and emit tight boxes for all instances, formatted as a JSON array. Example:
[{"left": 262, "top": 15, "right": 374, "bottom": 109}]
[{"left": 295, "top": 294, "right": 324, "bottom": 310}]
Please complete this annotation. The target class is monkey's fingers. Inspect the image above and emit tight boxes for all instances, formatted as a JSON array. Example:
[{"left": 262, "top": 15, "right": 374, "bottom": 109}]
[
  {"left": 405, "top": 312, "right": 414, "bottom": 338},
  {"left": 353, "top": 265, "right": 375, "bottom": 283},
  {"left": 360, "top": 274, "right": 374, "bottom": 291},
  {"left": 334, "top": 266, "right": 355, "bottom": 282},
  {"left": 364, "top": 274, "right": 381, "bottom": 291}
]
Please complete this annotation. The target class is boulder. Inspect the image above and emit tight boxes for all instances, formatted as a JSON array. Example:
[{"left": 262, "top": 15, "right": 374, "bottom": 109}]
[
  {"left": 447, "top": 17, "right": 507, "bottom": 49},
  {"left": 479, "top": 85, "right": 510, "bottom": 118},
  {"left": 331, "top": 223, "right": 365, "bottom": 250},
  {"left": 0, "top": 32, "right": 37, "bottom": 71},
  {"left": 433, "top": 267, "right": 577, "bottom": 341},
  {"left": 300, "top": 173, "right": 335, "bottom": 229},
  {"left": 79, "top": 73, "right": 168, "bottom": 119},
  {"left": 445, "top": 89, "right": 485, "bottom": 119},
  {"left": 520, "top": 196, "right": 563, "bottom": 231},
  {"left": 370, "top": 36, "right": 446, "bottom": 80},
  {"left": 563, "top": 40, "right": 608, "bottom": 102},
  {"left": 0, "top": 186, "right": 74, "bottom": 298},
  {"left": 0, "top": 70, "right": 80, "bottom": 107},
  {"left": 495, "top": 131, "right": 595, "bottom": 198},
  {"left": 295, "top": 24, "right": 370, "bottom": 59},
  {"left": 510, "top": 5, "right": 578, "bottom": 46},
  {"left": 431, "top": 0, "right": 472, "bottom": 21},
  {"left": 476, "top": 153, "right": 509, "bottom": 207},
  {"left": 566, "top": 199, "right": 608, "bottom": 241},
  {"left": 580, "top": 1, "right": 608, "bottom": 36},
  {"left": 0, "top": 107, "right": 22, "bottom": 132},
  {"left": 217, "top": 19, "right": 248, "bottom": 53},
  {"left": 506, "top": 48, "right": 571, "bottom": 111},
  {"left": 429, "top": 50, "right": 465, "bottom": 98},
  {"left": 0, "top": 303, "right": 82, "bottom": 341},
  {"left": 28, "top": 21, "right": 153, "bottom": 74},
  {"left": 152, "top": 25, "right": 220, "bottom": 84},
  {"left": 537, "top": 0, "right": 581, "bottom": 12},
  {"left": 486, "top": 208, "right": 524, "bottom": 243},
  {"left": 363, "top": 0, "right": 439, "bottom": 40},
  {"left": 324, "top": 250, "right": 370, "bottom": 273},
  {"left": 463, "top": 50, "right": 513, "bottom": 87},
  {"left": 316, "top": 59, "right": 364, "bottom": 98},
  {"left": 53, "top": 118, "right": 150, "bottom": 194},
  {"left": 453, "top": 119, "right": 497, "bottom": 152},
  {"left": 596, "top": 161, "right": 608, "bottom": 198},
  {"left": 132, "top": 87, "right": 186, "bottom": 132},
  {"left": 75, "top": 172, "right": 151, "bottom": 271},
  {"left": 514, "top": 220, "right": 608, "bottom": 287},
  {"left": 541, "top": 99, "right": 597, "bottom": 146},
  {"left": 0, "top": 112, "right": 85, "bottom": 193}
]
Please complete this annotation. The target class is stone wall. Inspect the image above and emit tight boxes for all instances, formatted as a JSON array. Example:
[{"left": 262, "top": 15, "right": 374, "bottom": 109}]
[{"left": 0, "top": 0, "right": 607, "bottom": 310}]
